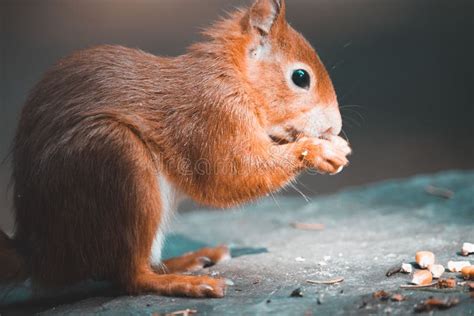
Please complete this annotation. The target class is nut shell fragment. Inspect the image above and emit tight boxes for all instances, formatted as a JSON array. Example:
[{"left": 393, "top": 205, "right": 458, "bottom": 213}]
[
  {"left": 373, "top": 290, "right": 390, "bottom": 300},
  {"left": 428, "top": 264, "right": 445, "bottom": 279},
  {"left": 391, "top": 294, "right": 406, "bottom": 302},
  {"left": 437, "top": 278, "right": 456, "bottom": 288},
  {"left": 461, "top": 242, "right": 474, "bottom": 256},
  {"left": 415, "top": 251, "right": 435, "bottom": 269},
  {"left": 468, "top": 282, "right": 474, "bottom": 291},
  {"left": 411, "top": 270, "right": 433, "bottom": 285},
  {"left": 401, "top": 263, "right": 413, "bottom": 274},
  {"left": 461, "top": 266, "right": 474, "bottom": 280},
  {"left": 447, "top": 260, "right": 471, "bottom": 272}
]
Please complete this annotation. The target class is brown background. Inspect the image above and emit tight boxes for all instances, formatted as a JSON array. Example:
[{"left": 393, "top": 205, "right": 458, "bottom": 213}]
[{"left": 1, "top": 0, "right": 473, "bottom": 232}]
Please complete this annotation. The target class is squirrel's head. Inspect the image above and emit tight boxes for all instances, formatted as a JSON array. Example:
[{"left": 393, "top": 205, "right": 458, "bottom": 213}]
[
  {"left": 199, "top": 0, "right": 342, "bottom": 143},
  {"left": 243, "top": 0, "right": 341, "bottom": 143}
]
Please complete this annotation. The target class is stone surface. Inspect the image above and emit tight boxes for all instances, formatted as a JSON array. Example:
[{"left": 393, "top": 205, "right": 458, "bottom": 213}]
[{"left": 1, "top": 171, "right": 473, "bottom": 315}]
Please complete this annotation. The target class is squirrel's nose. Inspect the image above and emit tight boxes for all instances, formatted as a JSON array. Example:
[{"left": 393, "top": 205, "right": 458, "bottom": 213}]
[
  {"left": 321, "top": 127, "right": 339, "bottom": 139},
  {"left": 323, "top": 127, "right": 334, "bottom": 136},
  {"left": 314, "top": 113, "right": 341, "bottom": 138},
  {"left": 322, "top": 125, "right": 340, "bottom": 137}
]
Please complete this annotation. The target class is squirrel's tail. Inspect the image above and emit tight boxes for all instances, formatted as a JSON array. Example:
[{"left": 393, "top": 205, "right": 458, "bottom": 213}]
[{"left": 0, "top": 230, "right": 28, "bottom": 283}]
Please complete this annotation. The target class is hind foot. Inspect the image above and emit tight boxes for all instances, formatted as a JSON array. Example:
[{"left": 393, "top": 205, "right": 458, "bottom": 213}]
[{"left": 158, "top": 245, "right": 231, "bottom": 274}]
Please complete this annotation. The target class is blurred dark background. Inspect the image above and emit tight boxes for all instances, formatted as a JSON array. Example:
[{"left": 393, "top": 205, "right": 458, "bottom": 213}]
[{"left": 1, "top": 0, "right": 473, "bottom": 232}]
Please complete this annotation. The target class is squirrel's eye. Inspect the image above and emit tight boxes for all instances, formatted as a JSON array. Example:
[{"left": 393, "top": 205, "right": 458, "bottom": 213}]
[{"left": 291, "top": 69, "right": 310, "bottom": 89}]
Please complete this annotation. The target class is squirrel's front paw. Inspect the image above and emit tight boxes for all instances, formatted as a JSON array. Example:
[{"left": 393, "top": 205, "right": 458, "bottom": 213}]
[
  {"left": 298, "top": 136, "right": 351, "bottom": 175},
  {"left": 323, "top": 135, "right": 352, "bottom": 156}
]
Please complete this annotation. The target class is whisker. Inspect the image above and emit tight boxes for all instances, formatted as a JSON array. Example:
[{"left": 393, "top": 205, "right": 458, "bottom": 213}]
[
  {"left": 342, "top": 120, "right": 354, "bottom": 128},
  {"left": 330, "top": 59, "right": 345, "bottom": 72},
  {"left": 269, "top": 190, "right": 281, "bottom": 211},
  {"left": 300, "top": 181, "right": 316, "bottom": 196},
  {"left": 340, "top": 104, "right": 366, "bottom": 109},
  {"left": 339, "top": 81, "right": 361, "bottom": 102},
  {"left": 288, "top": 180, "right": 310, "bottom": 203},
  {"left": 342, "top": 108, "right": 365, "bottom": 122},
  {"left": 342, "top": 115, "right": 361, "bottom": 127},
  {"left": 340, "top": 128, "right": 351, "bottom": 144},
  {"left": 294, "top": 178, "right": 316, "bottom": 200}
]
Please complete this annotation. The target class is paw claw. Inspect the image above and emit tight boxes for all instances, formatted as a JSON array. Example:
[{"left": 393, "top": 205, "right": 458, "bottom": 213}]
[
  {"left": 199, "top": 284, "right": 214, "bottom": 291},
  {"left": 330, "top": 165, "right": 344, "bottom": 175},
  {"left": 198, "top": 256, "right": 213, "bottom": 268},
  {"left": 198, "top": 278, "right": 227, "bottom": 298}
]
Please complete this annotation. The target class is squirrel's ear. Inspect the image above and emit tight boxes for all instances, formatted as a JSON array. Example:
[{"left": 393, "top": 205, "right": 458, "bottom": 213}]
[{"left": 245, "top": 0, "right": 286, "bottom": 35}]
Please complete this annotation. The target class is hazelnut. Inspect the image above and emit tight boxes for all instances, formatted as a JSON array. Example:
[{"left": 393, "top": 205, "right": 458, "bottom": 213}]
[
  {"left": 461, "top": 266, "right": 474, "bottom": 280},
  {"left": 415, "top": 251, "right": 435, "bottom": 269},
  {"left": 411, "top": 270, "right": 433, "bottom": 285},
  {"left": 428, "top": 264, "right": 445, "bottom": 279},
  {"left": 447, "top": 260, "right": 471, "bottom": 272}
]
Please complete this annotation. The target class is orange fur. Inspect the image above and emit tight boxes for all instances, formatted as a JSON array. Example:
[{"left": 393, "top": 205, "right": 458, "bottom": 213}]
[{"left": 0, "top": 0, "right": 350, "bottom": 298}]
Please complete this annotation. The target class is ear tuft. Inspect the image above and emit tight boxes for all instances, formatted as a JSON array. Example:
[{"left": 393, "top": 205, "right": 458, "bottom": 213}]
[{"left": 248, "top": 0, "right": 285, "bottom": 35}]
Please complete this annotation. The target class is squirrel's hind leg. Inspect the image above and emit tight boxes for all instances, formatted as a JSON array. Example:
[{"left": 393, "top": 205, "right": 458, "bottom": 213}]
[{"left": 106, "top": 126, "right": 227, "bottom": 298}]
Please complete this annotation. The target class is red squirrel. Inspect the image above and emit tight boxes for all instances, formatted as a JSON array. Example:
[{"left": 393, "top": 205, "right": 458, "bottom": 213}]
[{"left": 0, "top": 0, "right": 350, "bottom": 298}]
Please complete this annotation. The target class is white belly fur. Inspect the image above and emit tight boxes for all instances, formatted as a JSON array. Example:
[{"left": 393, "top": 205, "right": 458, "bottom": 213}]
[{"left": 150, "top": 174, "right": 182, "bottom": 267}]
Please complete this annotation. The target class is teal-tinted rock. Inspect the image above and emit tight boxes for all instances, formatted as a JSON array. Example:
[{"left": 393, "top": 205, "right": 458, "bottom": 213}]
[{"left": 1, "top": 171, "right": 473, "bottom": 315}]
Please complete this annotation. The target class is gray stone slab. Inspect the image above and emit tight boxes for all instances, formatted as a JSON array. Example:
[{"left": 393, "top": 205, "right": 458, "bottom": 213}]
[{"left": 1, "top": 171, "right": 473, "bottom": 315}]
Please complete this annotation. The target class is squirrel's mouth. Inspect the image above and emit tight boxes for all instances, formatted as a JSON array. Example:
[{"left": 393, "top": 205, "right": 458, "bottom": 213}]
[
  {"left": 269, "top": 127, "right": 304, "bottom": 145},
  {"left": 269, "top": 135, "right": 292, "bottom": 145}
]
